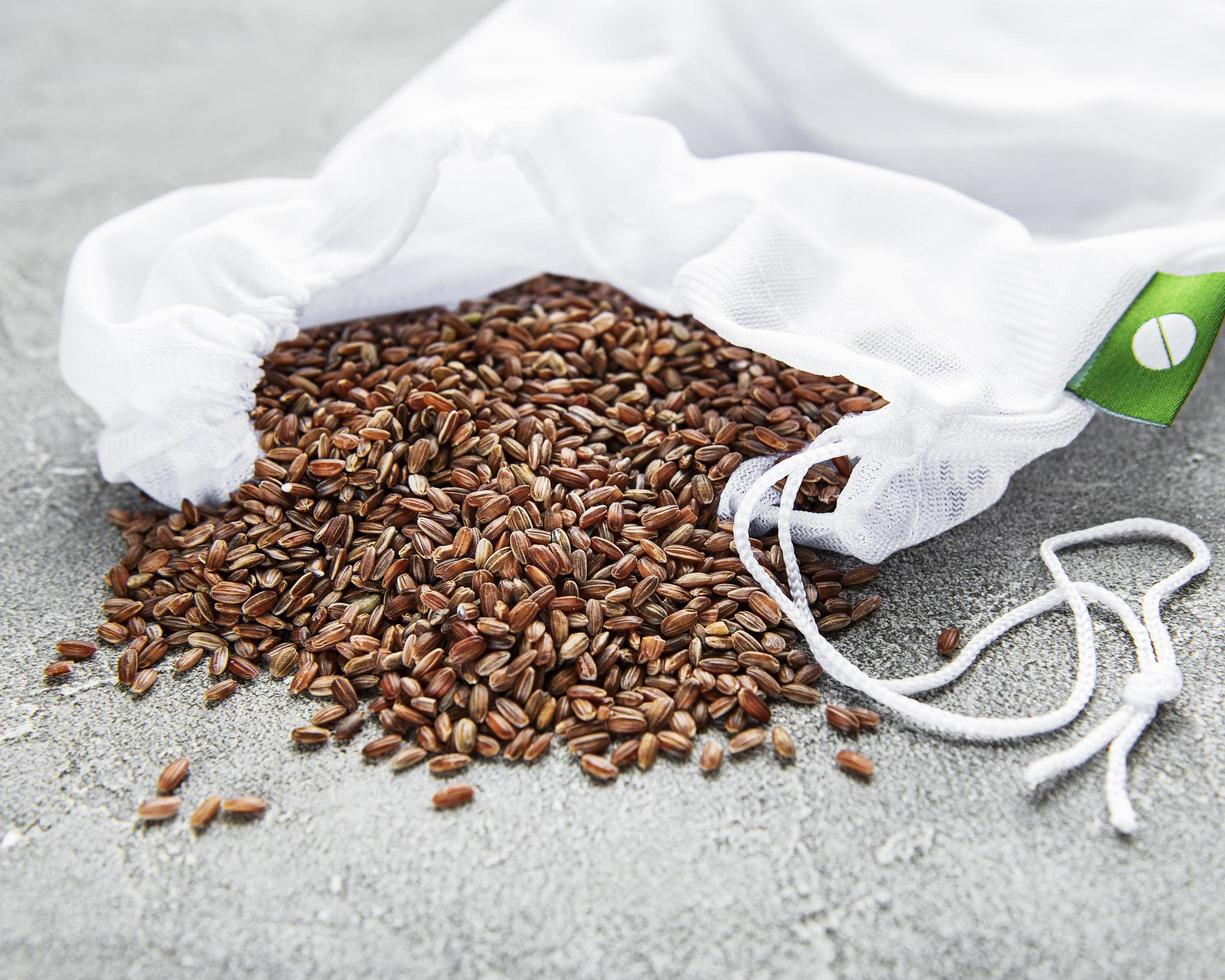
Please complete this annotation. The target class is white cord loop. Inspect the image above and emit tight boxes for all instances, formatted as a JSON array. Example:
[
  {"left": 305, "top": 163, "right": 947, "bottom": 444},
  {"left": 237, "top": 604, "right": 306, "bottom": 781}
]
[{"left": 731, "top": 438, "right": 1210, "bottom": 834}]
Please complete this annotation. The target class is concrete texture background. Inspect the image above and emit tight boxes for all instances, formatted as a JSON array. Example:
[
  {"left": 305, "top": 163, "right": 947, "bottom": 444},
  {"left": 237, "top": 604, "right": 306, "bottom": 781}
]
[{"left": 2, "top": 3, "right": 1223, "bottom": 977}]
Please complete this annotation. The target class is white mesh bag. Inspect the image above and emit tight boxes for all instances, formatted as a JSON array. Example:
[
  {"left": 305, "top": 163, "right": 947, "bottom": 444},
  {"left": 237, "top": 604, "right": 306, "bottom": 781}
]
[{"left": 60, "top": 0, "right": 1222, "bottom": 830}]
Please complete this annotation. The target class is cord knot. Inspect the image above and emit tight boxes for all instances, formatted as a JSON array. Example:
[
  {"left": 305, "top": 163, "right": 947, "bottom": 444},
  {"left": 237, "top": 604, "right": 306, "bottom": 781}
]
[{"left": 1122, "top": 662, "right": 1182, "bottom": 710}]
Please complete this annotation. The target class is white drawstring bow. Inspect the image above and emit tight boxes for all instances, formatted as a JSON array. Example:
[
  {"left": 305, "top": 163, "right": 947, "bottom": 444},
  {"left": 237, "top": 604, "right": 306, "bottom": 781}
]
[{"left": 729, "top": 438, "right": 1210, "bottom": 834}]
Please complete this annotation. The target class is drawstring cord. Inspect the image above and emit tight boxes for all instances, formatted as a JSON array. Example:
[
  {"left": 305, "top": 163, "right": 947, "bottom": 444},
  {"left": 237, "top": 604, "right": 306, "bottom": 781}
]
[{"left": 731, "top": 439, "right": 1210, "bottom": 834}]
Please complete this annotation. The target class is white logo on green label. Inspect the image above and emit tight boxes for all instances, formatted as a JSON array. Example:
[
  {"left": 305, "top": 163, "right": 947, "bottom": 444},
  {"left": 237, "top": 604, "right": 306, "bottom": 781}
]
[
  {"left": 1131, "top": 313, "right": 1197, "bottom": 370},
  {"left": 1067, "top": 271, "right": 1225, "bottom": 426}
]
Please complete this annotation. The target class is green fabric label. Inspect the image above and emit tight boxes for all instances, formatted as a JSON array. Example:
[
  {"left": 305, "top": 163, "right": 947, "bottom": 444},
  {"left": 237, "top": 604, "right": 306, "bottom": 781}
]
[{"left": 1068, "top": 271, "right": 1225, "bottom": 426}]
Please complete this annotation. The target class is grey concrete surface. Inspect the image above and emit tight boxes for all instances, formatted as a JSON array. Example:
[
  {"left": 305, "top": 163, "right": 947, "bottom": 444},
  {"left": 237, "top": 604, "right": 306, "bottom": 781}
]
[{"left": 2, "top": 3, "right": 1223, "bottom": 978}]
